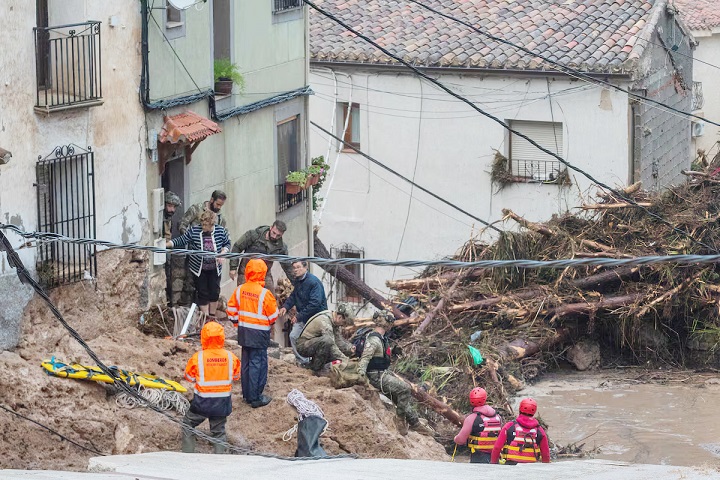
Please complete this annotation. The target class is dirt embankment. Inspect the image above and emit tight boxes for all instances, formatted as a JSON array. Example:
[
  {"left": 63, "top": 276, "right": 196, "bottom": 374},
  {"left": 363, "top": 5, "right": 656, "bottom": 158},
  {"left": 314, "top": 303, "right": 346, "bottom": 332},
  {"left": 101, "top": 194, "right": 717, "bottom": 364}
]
[{"left": 0, "top": 251, "right": 446, "bottom": 471}]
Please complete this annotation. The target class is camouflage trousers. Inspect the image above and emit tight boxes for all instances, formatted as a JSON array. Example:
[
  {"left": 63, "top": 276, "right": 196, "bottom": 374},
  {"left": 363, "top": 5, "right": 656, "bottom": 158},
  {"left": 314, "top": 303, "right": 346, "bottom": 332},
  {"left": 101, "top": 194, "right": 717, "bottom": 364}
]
[
  {"left": 296, "top": 334, "right": 348, "bottom": 372},
  {"left": 366, "top": 370, "right": 419, "bottom": 425}
]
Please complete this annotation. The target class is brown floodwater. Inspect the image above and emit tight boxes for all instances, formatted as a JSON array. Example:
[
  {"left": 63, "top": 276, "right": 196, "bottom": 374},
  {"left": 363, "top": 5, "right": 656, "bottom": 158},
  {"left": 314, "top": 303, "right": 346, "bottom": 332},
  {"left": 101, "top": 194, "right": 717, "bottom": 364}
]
[{"left": 515, "top": 370, "right": 720, "bottom": 467}]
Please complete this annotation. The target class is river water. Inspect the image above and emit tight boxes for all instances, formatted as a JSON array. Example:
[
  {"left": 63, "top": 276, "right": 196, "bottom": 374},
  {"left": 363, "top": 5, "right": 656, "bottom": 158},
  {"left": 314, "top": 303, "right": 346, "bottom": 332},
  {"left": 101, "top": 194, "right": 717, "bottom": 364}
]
[{"left": 516, "top": 370, "right": 720, "bottom": 467}]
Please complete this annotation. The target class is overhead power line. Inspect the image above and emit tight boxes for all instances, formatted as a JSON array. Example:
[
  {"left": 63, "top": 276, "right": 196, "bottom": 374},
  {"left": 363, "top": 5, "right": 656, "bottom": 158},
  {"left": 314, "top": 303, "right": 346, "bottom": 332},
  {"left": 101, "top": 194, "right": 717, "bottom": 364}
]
[
  {"left": 4, "top": 224, "right": 720, "bottom": 271},
  {"left": 404, "top": 0, "right": 720, "bottom": 129},
  {"left": 310, "top": 122, "right": 502, "bottom": 233},
  {"left": 302, "top": 0, "right": 716, "bottom": 253}
]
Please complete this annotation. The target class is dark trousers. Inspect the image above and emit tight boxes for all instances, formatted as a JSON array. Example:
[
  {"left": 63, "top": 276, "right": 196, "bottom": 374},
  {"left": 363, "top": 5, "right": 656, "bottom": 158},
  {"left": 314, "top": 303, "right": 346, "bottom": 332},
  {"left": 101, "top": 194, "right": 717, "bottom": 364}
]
[
  {"left": 241, "top": 347, "right": 268, "bottom": 403},
  {"left": 182, "top": 409, "right": 227, "bottom": 454},
  {"left": 470, "top": 451, "right": 491, "bottom": 463}
]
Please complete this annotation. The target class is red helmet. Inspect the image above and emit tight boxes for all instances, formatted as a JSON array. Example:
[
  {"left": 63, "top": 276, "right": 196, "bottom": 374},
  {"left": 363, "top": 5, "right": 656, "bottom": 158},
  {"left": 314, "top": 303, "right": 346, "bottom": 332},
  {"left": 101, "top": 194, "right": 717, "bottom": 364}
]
[
  {"left": 519, "top": 398, "right": 537, "bottom": 416},
  {"left": 469, "top": 387, "right": 487, "bottom": 407}
]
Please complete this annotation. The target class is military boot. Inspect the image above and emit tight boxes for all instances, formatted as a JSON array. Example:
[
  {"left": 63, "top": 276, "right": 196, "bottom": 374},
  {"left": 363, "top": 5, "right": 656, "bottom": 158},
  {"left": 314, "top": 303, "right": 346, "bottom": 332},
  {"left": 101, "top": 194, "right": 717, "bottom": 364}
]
[
  {"left": 409, "top": 418, "right": 435, "bottom": 436},
  {"left": 394, "top": 416, "right": 409, "bottom": 436}
]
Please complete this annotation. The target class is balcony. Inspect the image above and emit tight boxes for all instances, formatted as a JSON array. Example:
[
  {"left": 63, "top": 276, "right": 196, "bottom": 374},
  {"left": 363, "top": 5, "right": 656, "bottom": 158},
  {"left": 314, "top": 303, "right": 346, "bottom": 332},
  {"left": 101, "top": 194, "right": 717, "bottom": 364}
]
[
  {"left": 34, "top": 21, "right": 103, "bottom": 114},
  {"left": 273, "top": 0, "right": 303, "bottom": 13},
  {"left": 692, "top": 81, "right": 704, "bottom": 111},
  {"left": 275, "top": 182, "right": 306, "bottom": 213}
]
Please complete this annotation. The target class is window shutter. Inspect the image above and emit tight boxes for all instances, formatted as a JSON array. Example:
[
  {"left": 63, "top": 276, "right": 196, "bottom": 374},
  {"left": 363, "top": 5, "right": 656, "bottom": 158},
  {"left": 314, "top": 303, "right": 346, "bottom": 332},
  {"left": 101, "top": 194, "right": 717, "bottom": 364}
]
[{"left": 510, "top": 121, "right": 563, "bottom": 162}]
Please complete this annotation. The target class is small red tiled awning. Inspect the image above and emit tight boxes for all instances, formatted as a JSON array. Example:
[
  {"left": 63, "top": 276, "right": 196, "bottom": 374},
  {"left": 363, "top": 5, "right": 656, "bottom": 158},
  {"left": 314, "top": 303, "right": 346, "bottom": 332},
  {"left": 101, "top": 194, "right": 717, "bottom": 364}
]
[
  {"left": 157, "top": 111, "right": 222, "bottom": 174},
  {"left": 159, "top": 111, "right": 222, "bottom": 144}
]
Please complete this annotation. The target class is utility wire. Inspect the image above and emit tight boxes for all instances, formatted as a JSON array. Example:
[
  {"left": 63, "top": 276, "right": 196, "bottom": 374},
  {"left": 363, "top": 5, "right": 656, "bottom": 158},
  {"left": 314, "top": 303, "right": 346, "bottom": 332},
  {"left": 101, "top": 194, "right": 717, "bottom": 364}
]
[
  {"left": 403, "top": 0, "right": 719, "bottom": 129},
  {"left": 310, "top": 123, "right": 502, "bottom": 232},
  {"left": 0, "top": 230, "right": 355, "bottom": 461},
  {"left": 5, "top": 224, "right": 720, "bottom": 270},
  {"left": 0, "top": 404, "right": 107, "bottom": 456},
  {"left": 303, "top": 0, "right": 716, "bottom": 253}
]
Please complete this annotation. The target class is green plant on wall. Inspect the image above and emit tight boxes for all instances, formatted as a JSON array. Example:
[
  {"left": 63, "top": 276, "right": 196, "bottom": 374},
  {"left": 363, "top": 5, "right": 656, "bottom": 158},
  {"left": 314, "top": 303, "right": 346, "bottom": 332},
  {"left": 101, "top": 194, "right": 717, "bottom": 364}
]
[
  {"left": 213, "top": 58, "right": 245, "bottom": 89},
  {"left": 310, "top": 155, "right": 330, "bottom": 211},
  {"left": 285, "top": 170, "right": 308, "bottom": 185}
]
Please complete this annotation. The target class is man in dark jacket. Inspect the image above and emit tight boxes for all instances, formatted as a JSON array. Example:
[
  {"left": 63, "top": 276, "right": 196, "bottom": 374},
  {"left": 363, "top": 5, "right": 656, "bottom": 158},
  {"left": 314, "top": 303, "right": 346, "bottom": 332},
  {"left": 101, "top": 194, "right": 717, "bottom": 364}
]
[
  {"left": 278, "top": 261, "right": 327, "bottom": 365},
  {"left": 228, "top": 220, "right": 293, "bottom": 296}
]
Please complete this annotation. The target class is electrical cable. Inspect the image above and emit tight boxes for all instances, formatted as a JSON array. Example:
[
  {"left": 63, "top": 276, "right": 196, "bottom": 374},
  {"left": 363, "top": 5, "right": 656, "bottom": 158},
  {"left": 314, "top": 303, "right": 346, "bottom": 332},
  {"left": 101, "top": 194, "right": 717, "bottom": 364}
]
[
  {"left": 0, "top": 403, "right": 107, "bottom": 456},
  {"left": 402, "top": 0, "right": 720, "bottom": 129},
  {"left": 302, "top": 0, "right": 716, "bottom": 252},
  {"left": 7, "top": 223, "right": 720, "bottom": 270},
  {"left": 310, "top": 123, "right": 502, "bottom": 232},
  {"left": 0, "top": 231, "right": 356, "bottom": 461}
]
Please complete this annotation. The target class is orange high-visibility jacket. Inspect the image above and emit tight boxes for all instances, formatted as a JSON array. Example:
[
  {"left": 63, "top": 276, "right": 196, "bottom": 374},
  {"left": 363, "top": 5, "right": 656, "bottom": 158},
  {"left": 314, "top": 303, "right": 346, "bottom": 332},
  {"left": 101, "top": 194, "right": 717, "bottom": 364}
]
[
  {"left": 184, "top": 322, "right": 240, "bottom": 416},
  {"left": 227, "top": 258, "right": 278, "bottom": 348}
]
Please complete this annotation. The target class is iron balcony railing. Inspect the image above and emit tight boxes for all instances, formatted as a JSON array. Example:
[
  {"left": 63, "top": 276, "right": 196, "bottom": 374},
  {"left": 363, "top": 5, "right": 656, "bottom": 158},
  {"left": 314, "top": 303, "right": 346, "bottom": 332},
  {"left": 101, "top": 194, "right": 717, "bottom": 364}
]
[
  {"left": 275, "top": 182, "right": 306, "bottom": 213},
  {"left": 34, "top": 21, "right": 103, "bottom": 112},
  {"left": 273, "top": 0, "right": 303, "bottom": 13},
  {"left": 692, "top": 81, "right": 704, "bottom": 111}
]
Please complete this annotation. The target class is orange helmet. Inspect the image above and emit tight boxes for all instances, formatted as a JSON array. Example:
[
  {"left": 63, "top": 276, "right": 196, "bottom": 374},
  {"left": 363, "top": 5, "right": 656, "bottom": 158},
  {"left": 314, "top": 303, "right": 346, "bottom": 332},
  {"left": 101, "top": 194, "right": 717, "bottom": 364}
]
[
  {"left": 519, "top": 398, "right": 537, "bottom": 416},
  {"left": 469, "top": 387, "right": 487, "bottom": 407}
]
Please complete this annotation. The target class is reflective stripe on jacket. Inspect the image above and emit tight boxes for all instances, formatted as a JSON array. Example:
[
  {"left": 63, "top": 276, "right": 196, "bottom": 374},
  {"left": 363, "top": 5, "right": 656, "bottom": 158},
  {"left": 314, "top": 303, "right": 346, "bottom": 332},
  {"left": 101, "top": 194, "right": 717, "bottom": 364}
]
[
  {"left": 468, "top": 412, "right": 503, "bottom": 453},
  {"left": 227, "top": 259, "right": 278, "bottom": 348},
  {"left": 184, "top": 322, "right": 241, "bottom": 417},
  {"left": 502, "top": 422, "right": 542, "bottom": 463}
]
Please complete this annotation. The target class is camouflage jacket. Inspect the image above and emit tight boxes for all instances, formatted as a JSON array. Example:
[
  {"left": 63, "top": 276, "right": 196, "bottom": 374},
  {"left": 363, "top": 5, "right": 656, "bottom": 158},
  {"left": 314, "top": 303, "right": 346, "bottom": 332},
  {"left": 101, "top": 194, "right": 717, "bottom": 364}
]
[
  {"left": 229, "top": 226, "right": 293, "bottom": 279},
  {"left": 357, "top": 334, "right": 384, "bottom": 376},
  {"left": 179, "top": 201, "right": 227, "bottom": 234},
  {"left": 298, "top": 310, "right": 354, "bottom": 357}
]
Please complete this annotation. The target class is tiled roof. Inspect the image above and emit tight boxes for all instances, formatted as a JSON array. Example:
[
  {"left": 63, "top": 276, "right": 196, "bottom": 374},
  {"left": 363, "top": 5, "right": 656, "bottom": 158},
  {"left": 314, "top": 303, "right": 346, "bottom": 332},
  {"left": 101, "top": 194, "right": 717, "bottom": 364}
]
[
  {"left": 674, "top": 0, "right": 720, "bottom": 30},
  {"left": 310, "top": 0, "right": 665, "bottom": 73},
  {"left": 159, "top": 111, "right": 222, "bottom": 144}
]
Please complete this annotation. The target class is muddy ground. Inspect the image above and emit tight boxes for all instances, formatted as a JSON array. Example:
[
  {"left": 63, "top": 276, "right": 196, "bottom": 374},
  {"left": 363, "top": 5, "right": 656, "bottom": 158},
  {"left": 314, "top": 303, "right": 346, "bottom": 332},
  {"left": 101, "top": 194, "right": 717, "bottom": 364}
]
[{"left": 0, "top": 251, "right": 446, "bottom": 471}]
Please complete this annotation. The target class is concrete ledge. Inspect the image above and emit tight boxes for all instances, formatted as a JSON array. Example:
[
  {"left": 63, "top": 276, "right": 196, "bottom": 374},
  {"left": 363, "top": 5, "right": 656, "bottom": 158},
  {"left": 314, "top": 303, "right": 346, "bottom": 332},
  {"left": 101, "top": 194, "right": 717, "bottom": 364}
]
[{"left": 2, "top": 452, "right": 718, "bottom": 479}]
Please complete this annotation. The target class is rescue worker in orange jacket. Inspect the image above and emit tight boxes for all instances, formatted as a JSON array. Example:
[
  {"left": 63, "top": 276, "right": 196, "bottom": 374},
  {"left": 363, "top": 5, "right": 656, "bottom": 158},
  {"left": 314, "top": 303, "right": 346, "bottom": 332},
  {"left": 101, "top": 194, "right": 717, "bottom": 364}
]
[
  {"left": 491, "top": 397, "right": 551, "bottom": 464},
  {"left": 226, "top": 258, "right": 278, "bottom": 408},
  {"left": 182, "top": 321, "right": 241, "bottom": 454},
  {"left": 454, "top": 387, "right": 503, "bottom": 463}
]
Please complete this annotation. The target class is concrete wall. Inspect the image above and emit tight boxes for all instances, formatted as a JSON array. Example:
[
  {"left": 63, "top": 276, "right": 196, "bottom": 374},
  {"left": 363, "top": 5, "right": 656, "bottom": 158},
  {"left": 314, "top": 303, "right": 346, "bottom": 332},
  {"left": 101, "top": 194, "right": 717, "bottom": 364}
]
[
  {"left": 631, "top": 10, "right": 693, "bottom": 189},
  {"left": 309, "top": 68, "right": 631, "bottom": 300},
  {"left": 0, "top": 0, "right": 149, "bottom": 349},
  {"left": 689, "top": 30, "right": 720, "bottom": 156}
]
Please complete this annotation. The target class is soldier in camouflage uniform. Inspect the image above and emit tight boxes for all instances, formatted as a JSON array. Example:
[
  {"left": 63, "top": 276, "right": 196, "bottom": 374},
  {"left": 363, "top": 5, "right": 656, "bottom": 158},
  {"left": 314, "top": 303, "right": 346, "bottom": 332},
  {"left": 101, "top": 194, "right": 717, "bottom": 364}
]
[
  {"left": 179, "top": 190, "right": 227, "bottom": 233},
  {"left": 357, "top": 311, "right": 435, "bottom": 436},
  {"left": 296, "top": 304, "right": 355, "bottom": 372},
  {"left": 228, "top": 220, "right": 293, "bottom": 296},
  {"left": 163, "top": 191, "right": 182, "bottom": 240}
]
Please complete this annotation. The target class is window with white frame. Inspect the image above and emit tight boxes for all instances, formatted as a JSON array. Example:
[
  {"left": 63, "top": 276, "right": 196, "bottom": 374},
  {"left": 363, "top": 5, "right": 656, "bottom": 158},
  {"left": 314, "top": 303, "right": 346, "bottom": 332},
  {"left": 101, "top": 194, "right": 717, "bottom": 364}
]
[
  {"left": 273, "top": 0, "right": 302, "bottom": 13},
  {"left": 331, "top": 244, "right": 365, "bottom": 303},
  {"left": 508, "top": 120, "right": 563, "bottom": 182},
  {"left": 164, "top": 1, "right": 186, "bottom": 39},
  {"left": 337, "top": 102, "right": 360, "bottom": 151}
]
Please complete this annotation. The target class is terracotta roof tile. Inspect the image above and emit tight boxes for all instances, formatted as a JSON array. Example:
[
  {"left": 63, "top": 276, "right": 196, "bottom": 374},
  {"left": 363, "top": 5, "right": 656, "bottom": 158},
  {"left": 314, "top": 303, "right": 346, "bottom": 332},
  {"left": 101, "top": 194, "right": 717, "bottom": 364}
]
[
  {"left": 675, "top": 0, "right": 720, "bottom": 30},
  {"left": 159, "top": 111, "right": 222, "bottom": 145},
  {"left": 311, "top": 0, "right": 663, "bottom": 73}
]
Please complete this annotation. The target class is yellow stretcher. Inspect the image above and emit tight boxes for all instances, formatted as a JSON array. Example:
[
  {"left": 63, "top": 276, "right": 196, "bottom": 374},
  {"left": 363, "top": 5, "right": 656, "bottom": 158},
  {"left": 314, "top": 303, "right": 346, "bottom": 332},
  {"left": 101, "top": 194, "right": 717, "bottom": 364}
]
[{"left": 41, "top": 357, "right": 187, "bottom": 392}]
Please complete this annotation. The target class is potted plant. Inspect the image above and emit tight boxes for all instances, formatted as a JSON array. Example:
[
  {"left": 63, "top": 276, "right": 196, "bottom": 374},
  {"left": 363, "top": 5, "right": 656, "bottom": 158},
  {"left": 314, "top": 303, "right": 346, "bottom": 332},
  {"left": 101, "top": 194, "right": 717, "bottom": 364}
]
[
  {"left": 306, "top": 164, "right": 322, "bottom": 185},
  {"left": 213, "top": 58, "right": 244, "bottom": 95},
  {"left": 285, "top": 170, "right": 308, "bottom": 194}
]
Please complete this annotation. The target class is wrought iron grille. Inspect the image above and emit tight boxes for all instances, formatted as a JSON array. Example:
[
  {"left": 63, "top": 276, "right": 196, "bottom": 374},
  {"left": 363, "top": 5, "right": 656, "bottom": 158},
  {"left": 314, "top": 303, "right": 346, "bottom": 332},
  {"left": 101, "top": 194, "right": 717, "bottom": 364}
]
[
  {"left": 330, "top": 244, "right": 364, "bottom": 303},
  {"left": 276, "top": 182, "right": 307, "bottom": 213},
  {"left": 510, "top": 159, "right": 562, "bottom": 182},
  {"left": 692, "top": 81, "right": 704, "bottom": 111},
  {"left": 273, "top": 0, "right": 303, "bottom": 13},
  {"left": 35, "top": 145, "right": 97, "bottom": 288},
  {"left": 34, "top": 21, "right": 102, "bottom": 111}
]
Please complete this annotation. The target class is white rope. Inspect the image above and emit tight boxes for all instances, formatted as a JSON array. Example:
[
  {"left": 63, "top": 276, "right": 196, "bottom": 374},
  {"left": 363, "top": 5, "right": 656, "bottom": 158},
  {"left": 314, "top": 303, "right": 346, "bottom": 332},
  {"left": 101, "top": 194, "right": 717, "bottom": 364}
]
[
  {"left": 284, "top": 389, "right": 329, "bottom": 440},
  {"left": 286, "top": 389, "right": 325, "bottom": 421},
  {"left": 114, "top": 387, "right": 189, "bottom": 415}
]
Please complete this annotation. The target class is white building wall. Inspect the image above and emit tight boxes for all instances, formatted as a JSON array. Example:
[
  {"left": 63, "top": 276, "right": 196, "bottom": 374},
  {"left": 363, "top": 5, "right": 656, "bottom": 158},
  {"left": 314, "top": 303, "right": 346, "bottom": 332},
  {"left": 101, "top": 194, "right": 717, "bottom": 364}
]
[
  {"left": 690, "top": 30, "right": 720, "bottom": 156},
  {"left": 0, "top": 1, "right": 149, "bottom": 348},
  {"left": 309, "top": 68, "right": 631, "bottom": 301}
]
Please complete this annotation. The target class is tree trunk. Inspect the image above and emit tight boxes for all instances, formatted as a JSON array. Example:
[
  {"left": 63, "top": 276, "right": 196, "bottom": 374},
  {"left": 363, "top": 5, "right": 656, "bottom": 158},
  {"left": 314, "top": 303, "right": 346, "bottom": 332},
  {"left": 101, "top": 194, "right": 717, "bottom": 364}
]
[
  {"left": 501, "top": 209, "right": 554, "bottom": 236},
  {"left": 314, "top": 231, "right": 408, "bottom": 319},
  {"left": 386, "top": 269, "right": 485, "bottom": 291},
  {"left": 390, "top": 372, "right": 464, "bottom": 427},
  {"left": 414, "top": 273, "right": 467, "bottom": 335},
  {"left": 541, "top": 293, "right": 642, "bottom": 318}
]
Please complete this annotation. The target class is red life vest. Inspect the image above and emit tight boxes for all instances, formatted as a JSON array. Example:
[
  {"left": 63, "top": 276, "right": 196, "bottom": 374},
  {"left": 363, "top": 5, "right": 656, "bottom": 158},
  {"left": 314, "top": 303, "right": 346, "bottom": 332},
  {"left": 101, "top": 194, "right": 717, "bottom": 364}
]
[
  {"left": 467, "top": 412, "right": 503, "bottom": 453},
  {"left": 502, "top": 421, "right": 543, "bottom": 463}
]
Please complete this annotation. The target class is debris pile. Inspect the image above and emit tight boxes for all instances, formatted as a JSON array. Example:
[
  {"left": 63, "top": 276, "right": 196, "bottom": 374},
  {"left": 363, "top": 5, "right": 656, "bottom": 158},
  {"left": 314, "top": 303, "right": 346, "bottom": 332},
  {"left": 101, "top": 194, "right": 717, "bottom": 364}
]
[{"left": 383, "top": 166, "right": 720, "bottom": 427}]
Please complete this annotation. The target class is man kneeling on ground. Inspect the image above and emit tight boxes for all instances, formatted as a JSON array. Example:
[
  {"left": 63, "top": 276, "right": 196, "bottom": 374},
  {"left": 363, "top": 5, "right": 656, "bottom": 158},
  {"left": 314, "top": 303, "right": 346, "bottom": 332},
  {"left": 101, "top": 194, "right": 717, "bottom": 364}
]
[
  {"left": 356, "top": 310, "right": 434, "bottom": 436},
  {"left": 295, "top": 304, "right": 355, "bottom": 373}
]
